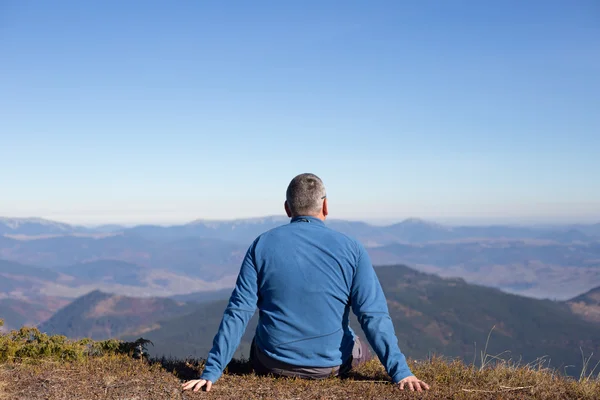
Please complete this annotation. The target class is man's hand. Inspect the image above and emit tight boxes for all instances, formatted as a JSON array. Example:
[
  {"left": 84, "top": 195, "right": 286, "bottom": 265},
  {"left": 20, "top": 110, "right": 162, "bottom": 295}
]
[
  {"left": 182, "top": 379, "right": 213, "bottom": 392},
  {"left": 399, "top": 376, "right": 430, "bottom": 392}
]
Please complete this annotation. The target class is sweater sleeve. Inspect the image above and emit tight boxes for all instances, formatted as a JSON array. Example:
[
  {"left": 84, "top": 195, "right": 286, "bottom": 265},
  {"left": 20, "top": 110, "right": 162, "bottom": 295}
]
[
  {"left": 200, "top": 243, "right": 258, "bottom": 383},
  {"left": 350, "top": 244, "right": 413, "bottom": 383}
]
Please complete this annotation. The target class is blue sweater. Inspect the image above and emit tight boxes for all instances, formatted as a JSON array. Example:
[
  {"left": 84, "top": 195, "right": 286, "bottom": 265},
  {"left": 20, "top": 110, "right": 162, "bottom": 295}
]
[{"left": 200, "top": 216, "right": 413, "bottom": 383}]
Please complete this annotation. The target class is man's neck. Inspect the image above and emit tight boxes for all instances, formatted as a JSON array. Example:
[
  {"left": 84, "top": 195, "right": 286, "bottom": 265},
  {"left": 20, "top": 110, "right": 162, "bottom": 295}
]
[{"left": 291, "top": 214, "right": 326, "bottom": 222}]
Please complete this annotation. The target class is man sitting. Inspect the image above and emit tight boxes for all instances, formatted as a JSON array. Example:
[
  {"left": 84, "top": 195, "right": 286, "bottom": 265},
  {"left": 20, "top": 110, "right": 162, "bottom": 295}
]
[{"left": 183, "top": 173, "right": 430, "bottom": 392}]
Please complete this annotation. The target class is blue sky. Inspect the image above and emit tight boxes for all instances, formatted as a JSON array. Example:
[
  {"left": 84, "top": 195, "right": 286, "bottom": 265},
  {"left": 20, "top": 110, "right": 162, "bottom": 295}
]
[{"left": 1, "top": 0, "right": 599, "bottom": 225}]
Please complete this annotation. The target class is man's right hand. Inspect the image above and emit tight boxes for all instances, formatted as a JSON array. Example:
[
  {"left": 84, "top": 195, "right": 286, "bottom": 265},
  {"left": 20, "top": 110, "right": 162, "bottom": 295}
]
[
  {"left": 399, "top": 375, "right": 430, "bottom": 392},
  {"left": 182, "top": 379, "right": 213, "bottom": 392}
]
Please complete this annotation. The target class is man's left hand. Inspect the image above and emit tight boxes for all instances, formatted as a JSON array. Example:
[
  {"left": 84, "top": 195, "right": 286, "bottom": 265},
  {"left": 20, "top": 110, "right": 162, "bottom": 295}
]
[{"left": 182, "top": 379, "right": 213, "bottom": 392}]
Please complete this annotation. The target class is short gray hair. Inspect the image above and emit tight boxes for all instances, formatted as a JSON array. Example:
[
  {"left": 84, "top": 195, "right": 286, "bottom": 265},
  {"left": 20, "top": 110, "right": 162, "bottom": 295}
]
[{"left": 286, "top": 173, "right": 326, "bottom": 217}]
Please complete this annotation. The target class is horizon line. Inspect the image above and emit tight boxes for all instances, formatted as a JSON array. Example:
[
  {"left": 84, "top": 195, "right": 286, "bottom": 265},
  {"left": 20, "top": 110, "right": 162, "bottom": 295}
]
[{"left": 1, "top": 214, "right": 599, "bottom": 229}]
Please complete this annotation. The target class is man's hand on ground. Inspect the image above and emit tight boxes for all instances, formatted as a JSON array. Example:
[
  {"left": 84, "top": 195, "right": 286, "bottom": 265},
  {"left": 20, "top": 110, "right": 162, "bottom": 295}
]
[
  {"left": 182, "top": 379, "right": 213, "bottom": 392},
  {"left": 399, "top": 376, "right": 430, "bottom": 392}
]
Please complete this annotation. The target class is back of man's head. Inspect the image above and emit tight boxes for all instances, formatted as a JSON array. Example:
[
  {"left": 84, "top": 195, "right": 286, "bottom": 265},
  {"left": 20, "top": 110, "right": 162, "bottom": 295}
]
[{"left": 286, "top": 173, "right": 327, "bottom": 217}]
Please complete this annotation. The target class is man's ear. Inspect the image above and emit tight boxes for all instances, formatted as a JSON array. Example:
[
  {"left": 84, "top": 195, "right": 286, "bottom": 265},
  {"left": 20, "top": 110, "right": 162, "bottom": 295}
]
[
  {"left": 322, "top": 198, "right": 329, "bottom": 218},
  {"left": 284, "top": 201, "right": 292, "bottom": 217}
]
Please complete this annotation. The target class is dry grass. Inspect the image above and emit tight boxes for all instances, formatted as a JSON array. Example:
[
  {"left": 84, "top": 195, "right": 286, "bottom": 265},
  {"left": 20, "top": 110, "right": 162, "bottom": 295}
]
[
  {"left": 0, "top": 323, "right": 598, "bottom": 399},
  {"left": 0, "top": 381, "right": 8, "bottom": 400},
  {"left": 0, "top": 354, "right": 598, "bottom": 400},
  {"left": 1, "top": 355, "right": 181, "bottom": 400}
]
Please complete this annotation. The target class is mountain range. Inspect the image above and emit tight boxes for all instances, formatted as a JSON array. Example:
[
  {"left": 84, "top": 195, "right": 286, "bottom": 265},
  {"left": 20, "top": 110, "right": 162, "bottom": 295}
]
[
  {"left": 36, "top": 265, "right": 600, "bottom": 377},
  {"left": 2, "top": 216, "right": 599, "bottom": 301},
  {"left": 2, "top": 216, "right": 600, "bottom": 244},
  {"left": 1, "top": 215, "right": 600, "bottom": 333}
]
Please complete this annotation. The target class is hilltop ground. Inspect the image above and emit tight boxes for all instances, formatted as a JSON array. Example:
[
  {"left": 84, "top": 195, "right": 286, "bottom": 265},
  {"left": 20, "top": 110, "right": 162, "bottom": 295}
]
[
  {"left": 2, "top": 353, "right": 600, "bottom": 399},
  {"left": 0, "top": 324, "right": 599, "bottom": 399}
]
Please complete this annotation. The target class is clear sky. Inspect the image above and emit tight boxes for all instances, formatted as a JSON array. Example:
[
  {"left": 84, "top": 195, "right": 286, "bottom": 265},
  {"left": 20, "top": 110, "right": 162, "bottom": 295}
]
[{"left": 1, "top": 0, "right": 599, "bottom": 225}]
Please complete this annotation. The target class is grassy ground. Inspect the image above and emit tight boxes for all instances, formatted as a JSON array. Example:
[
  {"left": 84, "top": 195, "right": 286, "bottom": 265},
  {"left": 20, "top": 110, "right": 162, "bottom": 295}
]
[
  {"left": 1, "top": 355, "right": 599, "bottom": 400},
  {"left": 0, "top": 324, "right": 598, "bottom": 399}
]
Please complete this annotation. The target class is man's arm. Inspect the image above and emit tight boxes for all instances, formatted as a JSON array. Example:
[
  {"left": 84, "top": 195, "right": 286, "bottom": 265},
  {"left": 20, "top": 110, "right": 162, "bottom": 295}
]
[
  {"left": 199, "top": 242, "right": 259, "bottom": 383},
  {"left": 349, "top": 244, "right": 413, "bottom": 383}
]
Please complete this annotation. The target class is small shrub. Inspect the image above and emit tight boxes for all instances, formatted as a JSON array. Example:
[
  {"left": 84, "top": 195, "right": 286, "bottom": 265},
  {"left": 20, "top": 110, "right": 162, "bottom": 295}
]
[{"left": 0, "top": 326, "right": 151, "bottom": 363}]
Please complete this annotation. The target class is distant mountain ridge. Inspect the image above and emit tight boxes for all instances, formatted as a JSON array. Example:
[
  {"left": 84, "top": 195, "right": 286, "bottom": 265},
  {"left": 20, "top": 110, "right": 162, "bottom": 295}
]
[
  {"left": 2, "top": 216, "right": 599, "bottom": 245},
  {"left": 38, "top": 290, "right": 196, "bottom": 340},
  {"left": 0, "top": 217, "right": 85, "bottom": 236},
  {"left": 0, "top": 234, "right": 245, "bottom": 281},
  {"left": 1, "top": 216, "right": 600, "bottom": 303}
]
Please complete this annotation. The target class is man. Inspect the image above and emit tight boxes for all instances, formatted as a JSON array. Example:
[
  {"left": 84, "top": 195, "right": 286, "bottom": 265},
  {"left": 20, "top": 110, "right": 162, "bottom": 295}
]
[{"left": 183, "top": 173, "right": 430, "bottom": 392}]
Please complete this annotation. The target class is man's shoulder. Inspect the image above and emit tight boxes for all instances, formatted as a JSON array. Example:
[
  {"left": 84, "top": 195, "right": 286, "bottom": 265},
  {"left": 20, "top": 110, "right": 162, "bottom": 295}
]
[
  {"left": 329, "top": 227, "right": 362, "bottom": 246},
  {"left": 250, "top": 222, "right": 293, "bottom": 248}
]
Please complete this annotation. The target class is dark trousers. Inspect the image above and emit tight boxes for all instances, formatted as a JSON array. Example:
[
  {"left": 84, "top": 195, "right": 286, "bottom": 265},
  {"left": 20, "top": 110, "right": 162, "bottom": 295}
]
[{"left": 251, "top": 336, "right": 372, "bottom": 379}]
